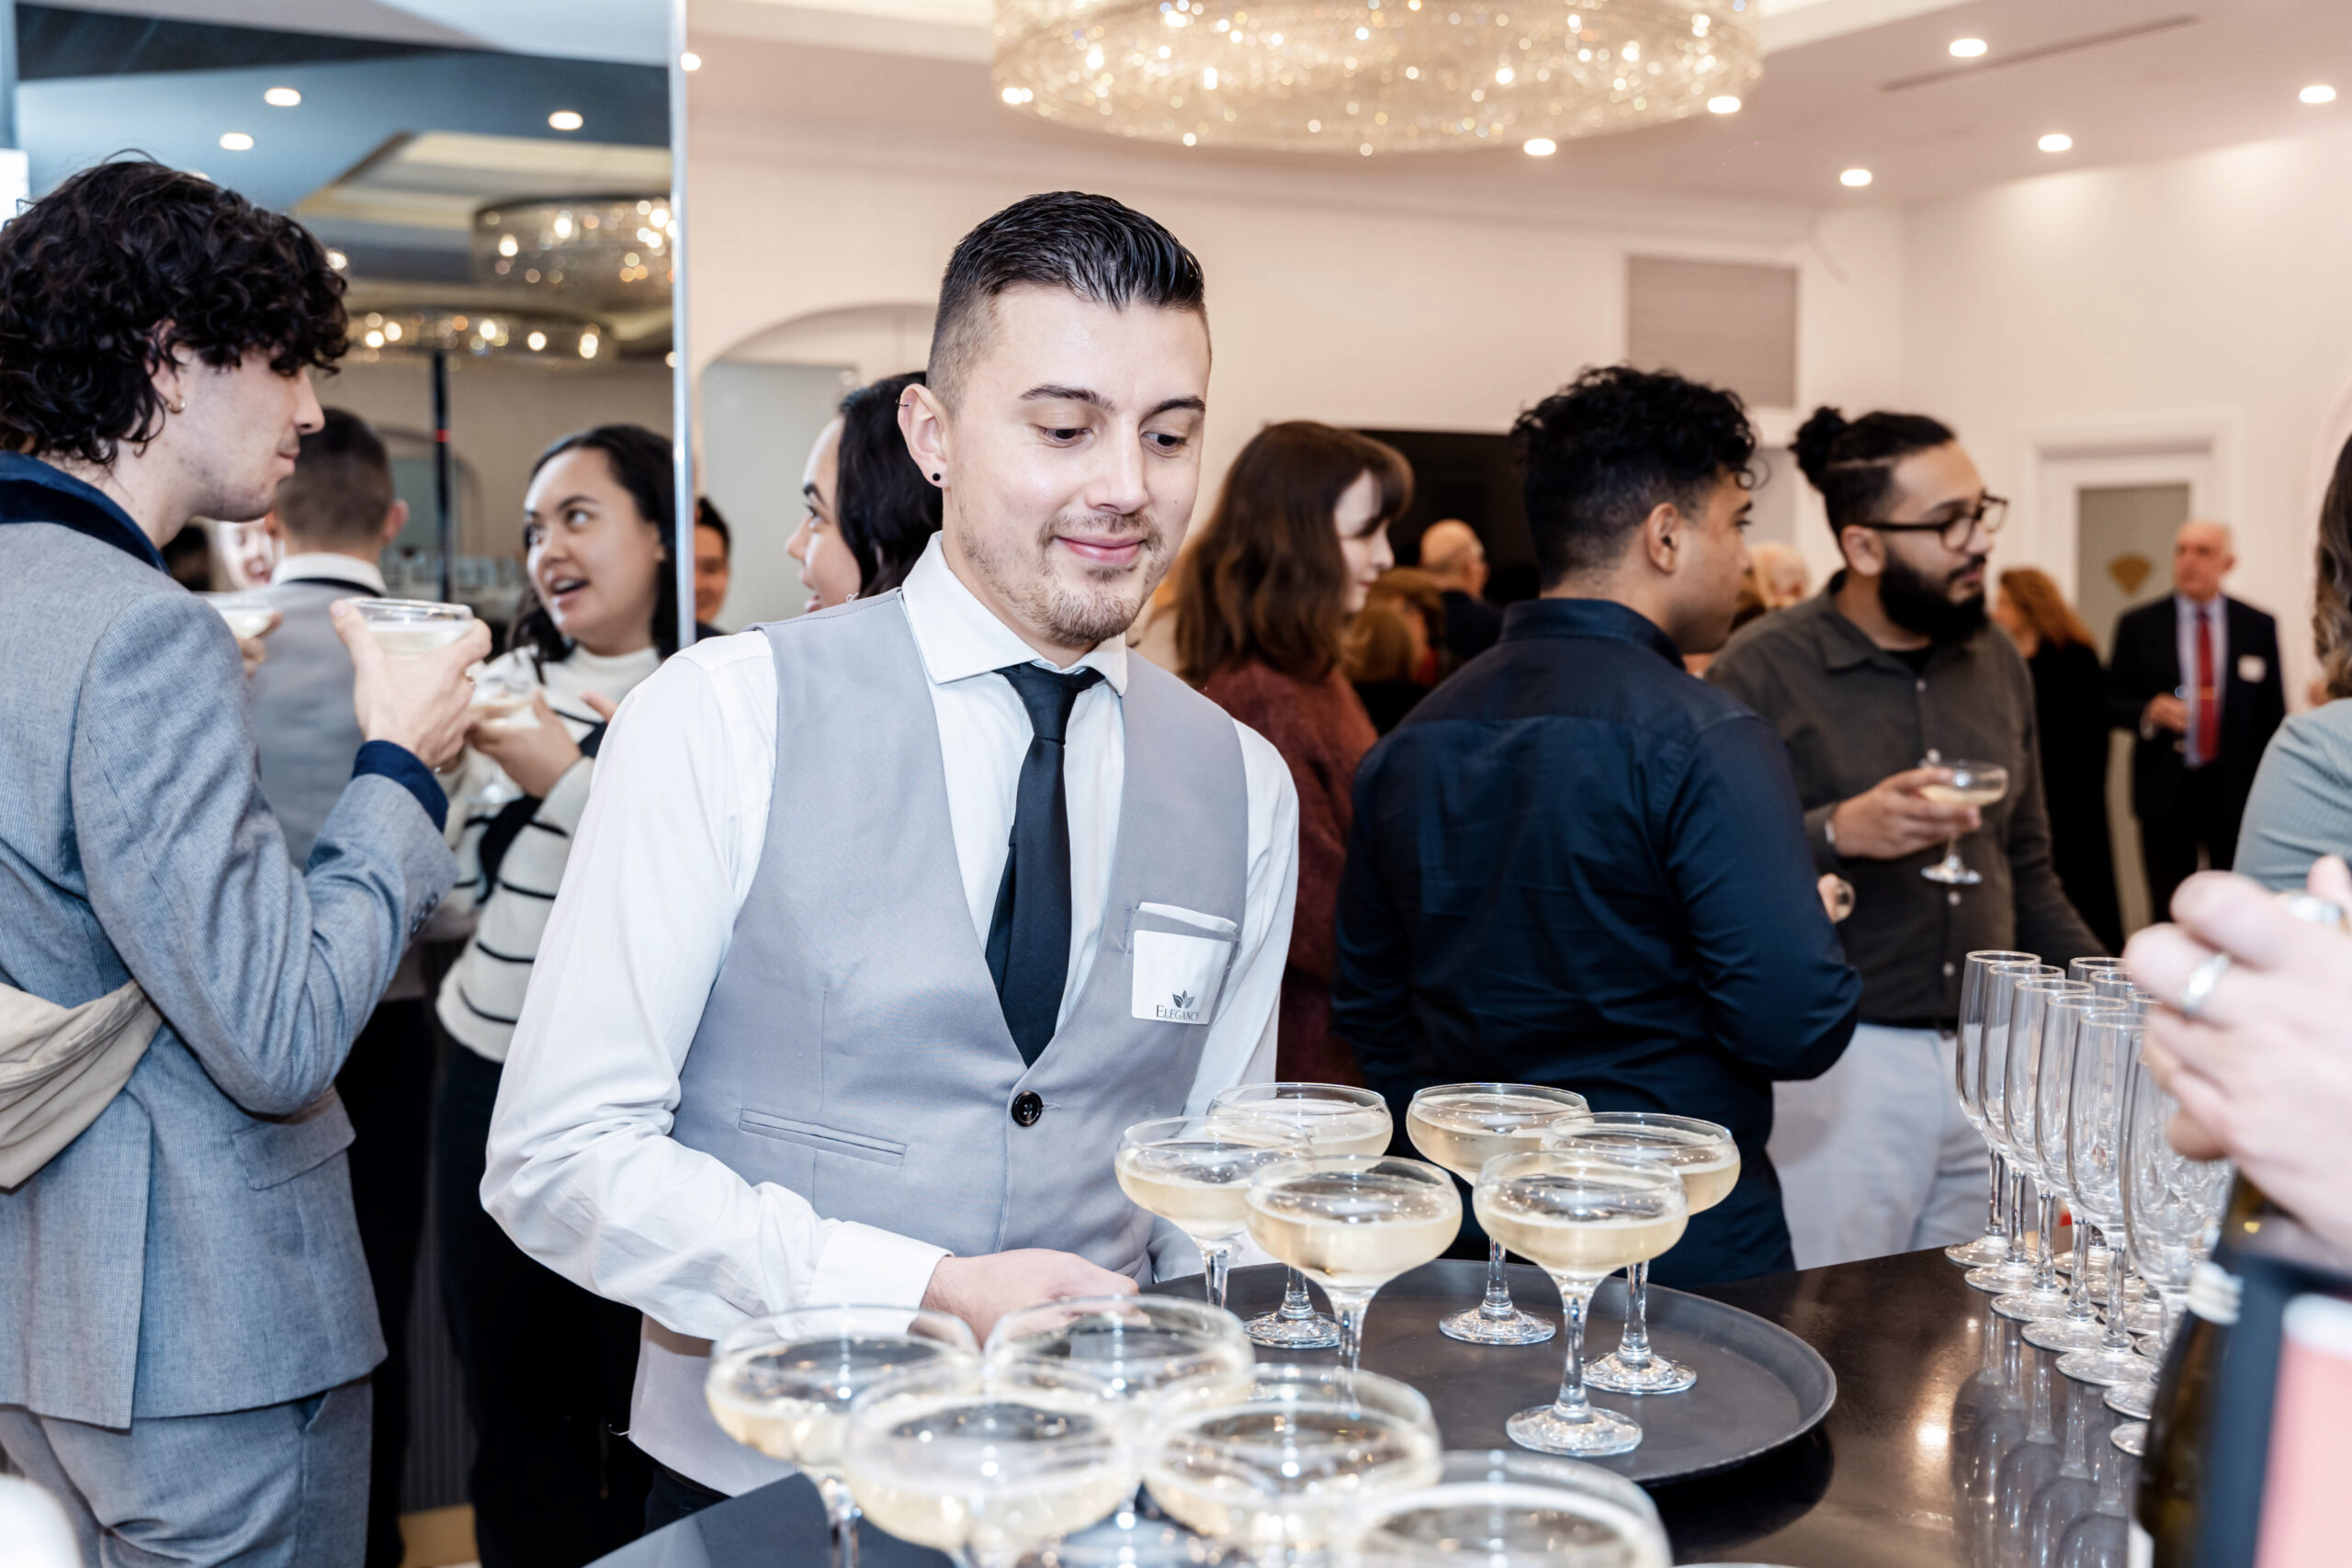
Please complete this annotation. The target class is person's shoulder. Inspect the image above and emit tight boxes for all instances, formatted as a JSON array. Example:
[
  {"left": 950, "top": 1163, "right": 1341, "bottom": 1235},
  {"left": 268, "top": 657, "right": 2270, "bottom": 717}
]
[
  {"left": 1711, "top": 592, "right": 1825, "bottom": 674},
  {"left": 2226, "top": 594, "right": 2281, "bottom": 635},
  {"left": 2272, "top": 700, "right": 2352, "bottom": 763},
  {"left": 2114, "top": 596, "right": 2173, "bottom": 634}
]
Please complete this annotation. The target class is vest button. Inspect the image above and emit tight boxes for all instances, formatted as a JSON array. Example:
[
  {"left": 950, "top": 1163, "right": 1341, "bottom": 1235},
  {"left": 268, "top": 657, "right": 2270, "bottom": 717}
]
[{"left": 1011, "top": 1091, "right": 1044, "bottom": 1127}]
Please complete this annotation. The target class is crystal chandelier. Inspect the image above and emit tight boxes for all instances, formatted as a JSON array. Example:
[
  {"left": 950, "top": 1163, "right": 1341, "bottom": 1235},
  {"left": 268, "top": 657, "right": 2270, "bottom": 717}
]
[
  {"left": 992, "top": 0, "right": 1760, "bottom": 155},
  {"left": 471, "top": 198, "right": 674, "bottom": 313}
]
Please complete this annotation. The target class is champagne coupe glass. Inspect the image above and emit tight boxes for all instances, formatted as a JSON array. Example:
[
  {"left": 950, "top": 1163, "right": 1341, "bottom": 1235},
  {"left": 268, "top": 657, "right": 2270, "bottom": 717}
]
[
  {"left": 202, "top": 590, "right": 277, "bottom": 641},
  {"left": 1540, "top": 1112, "right": 1736, "bottom": 1396},
  {"left": 985, "top": 1296, "right": 1254, "bottom": 1431},
  {"left": 1144, "top": 1363, "right": 1441, "bottom": 1555},
  {"left": 1405, "top": 1083, "right": 1591, "bottom": 1345},
  {"left": 468, "top": 666, "right": 542, "bottom": 731},
  {"left": 1208, "top": 1082, "right": 1393, "bottom": 1350},
  {"left": 1970, "top": 962, "right": 2062, "bottom": 1294},
  {"left": 1243, "top": 1156, "right": 1460, "bottom": 1373},
  {"left": 2054, "top": 1007, "right": 2159, "bottom": 1387},
  {"left": 1475, "top": 1153, "right": 1687, "bottom": 1458},
  {"left": 707, "top": 1305, "right": 980, "bottom": 1568},
  {"left": 350, "top": 596, "right": 475, "bottom": 653},
  {"left": 2021, "top": 993, "right": 2121, "bottom": 1352},
  {"left": 1992, "top": 976, "right": 2093, "bottom": 1322},
  {"left": 842, "top": 1359, "right": 1136, "bottom": 1568},
  {"left": 1340, "top": 1449, "right": 1672, "bottom": 1568},
  {"left": 1951, "top": 950, "right": 2037, "bottom": 1269},
  {"left": 1919, "top": 759, "right": 2009, "bottom": 885},
  {"left": 1116, "top": 1117, "right": 1306, "bottom": 1312},
  {"left": 2105, "top": 1053, "right": 2230, "bottom": 1452}
]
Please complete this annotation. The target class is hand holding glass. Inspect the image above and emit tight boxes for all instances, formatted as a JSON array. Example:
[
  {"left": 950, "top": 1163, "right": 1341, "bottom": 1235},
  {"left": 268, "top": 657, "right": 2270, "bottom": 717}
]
[
  {"left": 1920, "top": 759, "right": 2009, "bottom": 886},
  {"left": 1115, "top": 1116, "right": 1304, "bottom": 1312}
]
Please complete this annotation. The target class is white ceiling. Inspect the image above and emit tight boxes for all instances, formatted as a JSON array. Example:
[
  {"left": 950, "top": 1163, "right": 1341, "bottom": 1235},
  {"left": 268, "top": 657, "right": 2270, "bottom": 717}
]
[{"left": 687, "top": 0, "right": 2352, "bottom": 208}]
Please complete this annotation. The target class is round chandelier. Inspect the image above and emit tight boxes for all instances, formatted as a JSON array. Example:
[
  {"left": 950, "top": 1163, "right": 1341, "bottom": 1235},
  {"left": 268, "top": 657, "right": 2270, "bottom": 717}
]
[
  {"left": 992, "top": 0, "right": 1761, "bottom": 155},
  {"left": 471, "top": 198, "right": 674, "bottom": 313},
  {"left": 347, "top": 308, "right": 614, "bottom": 365}
]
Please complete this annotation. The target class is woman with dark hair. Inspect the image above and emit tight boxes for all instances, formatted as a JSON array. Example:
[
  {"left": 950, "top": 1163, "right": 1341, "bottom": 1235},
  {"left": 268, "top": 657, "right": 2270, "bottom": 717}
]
[
  {"left": 2237, "top": 429, "right": 2352, "bottom": 892},
  {"left": 1995, "top": 566, "right": 2123, "bottom": 947},
  {"left": 1171, "top": 420, "right": 1411, "bottom": 1082},
  {"left": 786, "top": 369, "right": 944, "bottom": 608},
  {"left": 431, "top": 423, "right": 677, "bottom": 1563}
]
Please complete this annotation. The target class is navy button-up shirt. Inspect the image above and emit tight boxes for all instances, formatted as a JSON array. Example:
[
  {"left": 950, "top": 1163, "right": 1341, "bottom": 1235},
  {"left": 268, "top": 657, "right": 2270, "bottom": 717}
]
[{"left": 1334, "top": 596, "right": 1861, "bottom": 1286}]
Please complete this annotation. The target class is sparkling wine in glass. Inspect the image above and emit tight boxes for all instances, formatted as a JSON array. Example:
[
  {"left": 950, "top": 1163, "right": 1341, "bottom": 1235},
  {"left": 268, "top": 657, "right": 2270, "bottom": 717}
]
[
  {"left": 1243, "top": 1156, "right": 1460, "bottom": 1373},
  {"left": 1208, "top": 1082, "right": 1393, "bottom": 1350},
  {"left": 1951, "top": 949, "right": 2037, "bottom": 1269},
  {"left": 1144, "top": 1362, "right": 1440, "bottom": 1555},
  {"left": 1474, "top": 1153, "right": 1687, "bottom": 1458},
  {"left": 1405, "top": 1083, "right": 1589, "bottom": 1346},
  {"left": 842, "top": 1360, "right": 1136, "bottom": 1568},
  {"left": 1919, "top": 759, "right": 2009, "bottom": 886},
  {"left": 1542, "top": 1112, "right": 1736, "bottom": 1395},
  {"left": 351, "top": 595, "right": 474, "bottom": 654},
  {"left": 468, "top": 666, "right": 542, "bottom": 730},
  {"left": 202, "top": 590, "right": 277, "bottom": 641},
  {"left": 1341, "top": 1448, "right": 1672, "bottom": 1568},
  {"left": 1115, "top": 1116, "right": 1305, "bottom": 1312},
  {"left": 706, "top": 1305, "right": 979, "bottom": 1568},
  {"left": 984, "top": 1295, "right": 1253, "bottom": 1432}
]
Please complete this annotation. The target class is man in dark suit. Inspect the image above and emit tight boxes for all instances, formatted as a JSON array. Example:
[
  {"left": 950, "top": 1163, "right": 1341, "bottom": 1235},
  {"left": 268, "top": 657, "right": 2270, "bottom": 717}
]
[
  {"left": 2108, "top": 521, "right": 2287, "bottom": 920},
  {"left": 1418, "top": 517, "right": 1504, "bottom": 665}
]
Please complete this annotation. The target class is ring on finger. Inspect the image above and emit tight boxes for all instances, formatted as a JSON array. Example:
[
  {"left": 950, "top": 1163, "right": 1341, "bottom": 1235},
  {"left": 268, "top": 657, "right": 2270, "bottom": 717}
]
[{"left": 2177, "top": 950, "right": 2232, "bottom": 1021}]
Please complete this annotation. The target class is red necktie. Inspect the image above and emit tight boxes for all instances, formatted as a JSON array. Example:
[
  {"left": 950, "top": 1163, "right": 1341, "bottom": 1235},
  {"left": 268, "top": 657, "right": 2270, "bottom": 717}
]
[{"left": 2194, "top": 605, "right": 2218, "bottom": 765}]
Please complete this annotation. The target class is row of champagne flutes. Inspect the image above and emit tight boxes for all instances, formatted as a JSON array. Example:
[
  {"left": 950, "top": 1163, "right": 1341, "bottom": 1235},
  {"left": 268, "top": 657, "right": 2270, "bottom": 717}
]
[
  {"left": 1949, "top": 950, "right": 2232, "bottom": 1456},
  {"left": 705, "top": 1295, "right": 1676, "bottom": 1566}
]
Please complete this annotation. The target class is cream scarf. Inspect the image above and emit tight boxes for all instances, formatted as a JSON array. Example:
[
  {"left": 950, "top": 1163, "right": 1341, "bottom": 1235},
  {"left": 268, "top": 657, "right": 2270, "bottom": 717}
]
[{"left": 0, "top": 979, "right": 157, "bottom": 1188}]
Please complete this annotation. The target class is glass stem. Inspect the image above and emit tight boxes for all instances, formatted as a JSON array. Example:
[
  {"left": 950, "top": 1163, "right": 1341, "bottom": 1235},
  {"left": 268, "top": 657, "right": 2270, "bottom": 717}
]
[
  {"left": 816, "top": 1475, "right": 860, "bottom": 1568},
  {"left": 1983, "top": 1148, "right": 2007, "bottom": 1242},
  {"left": 1277, "top": 1267, "right": 1319, "bottom": 1323},
  {"left": 2098, "top": 1233, "right": 2133, "bottom": 1351},
  {"left": 2003, "top": 1165, "right": 2027, "bottom": 1253},
  {"left": 2064, "top": 1224, "right": 2101, "bottom": 1321},
  {"left": 1201, "top": 1239, "right": 1232, "bottom": 1313},
  {"left": 1478, "top": 1237, "right": 1518, "bottom": 1320},
  {"left": 1550, "top": 1280, "right": 1598, "bottom": 1419},
  {"left": 1615, "top": 1261, "right": 1655, "bottom": 1370},
  {"left": 1328, "top": 1289, "right": 1372, "bottom": 1373},
  {"left": 2033, "top": 1191, "right": 2062, "bottom": 1290}
]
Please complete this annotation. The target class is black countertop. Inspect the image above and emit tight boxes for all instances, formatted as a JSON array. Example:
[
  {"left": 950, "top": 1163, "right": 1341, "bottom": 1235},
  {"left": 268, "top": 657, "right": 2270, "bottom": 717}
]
[{"left": 591, "top": 1246, "right": 2139, "bottom": 1566}]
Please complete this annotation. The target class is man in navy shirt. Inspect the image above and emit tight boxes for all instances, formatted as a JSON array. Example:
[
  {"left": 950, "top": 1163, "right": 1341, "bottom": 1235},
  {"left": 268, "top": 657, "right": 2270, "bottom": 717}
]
[{"left": 1334, "top": 366, "right": 1861, "bottom": 1287}]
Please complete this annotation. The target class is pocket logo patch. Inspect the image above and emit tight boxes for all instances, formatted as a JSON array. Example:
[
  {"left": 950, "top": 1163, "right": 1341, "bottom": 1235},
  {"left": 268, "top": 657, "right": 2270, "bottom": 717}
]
[{"left": 1133, "top": 931, "right": 1228, "bottom": 1024}]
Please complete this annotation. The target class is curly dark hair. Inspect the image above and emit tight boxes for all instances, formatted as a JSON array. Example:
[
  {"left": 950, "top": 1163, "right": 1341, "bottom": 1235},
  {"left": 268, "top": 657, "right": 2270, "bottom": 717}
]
[
  {"left": 834, "top": 370, "right": 944, "bottom": 598},
  {"left": 1791, "top": 405, "right": 1957, "bottom": 536},
  {"left": 0, "top": 160, "right": 347, "bottom": 466},
  {"left": 1512, "top": 365, "right": 1757, "bottom": 588}
]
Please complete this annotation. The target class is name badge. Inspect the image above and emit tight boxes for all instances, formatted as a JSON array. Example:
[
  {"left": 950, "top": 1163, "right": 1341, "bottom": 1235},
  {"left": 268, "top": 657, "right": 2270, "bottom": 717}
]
[
  {"left": 2239, "top": 654, "right": 2267, "bottom": 683},
  {"left": 1132, "top": 931, "right": 1231, "bottom": 1025}
]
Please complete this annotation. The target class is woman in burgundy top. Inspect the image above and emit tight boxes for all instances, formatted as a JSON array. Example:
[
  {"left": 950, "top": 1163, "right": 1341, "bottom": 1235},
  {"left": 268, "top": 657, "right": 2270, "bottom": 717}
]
[{"left": 1170, "top": 422, "right": 1414, "bottom": 1084}]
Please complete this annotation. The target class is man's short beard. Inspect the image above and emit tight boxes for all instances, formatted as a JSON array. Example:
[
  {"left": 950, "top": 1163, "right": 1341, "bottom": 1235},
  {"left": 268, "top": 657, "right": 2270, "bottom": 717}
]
[
  {"left": 966, "top": 511, "right": 1170, "bottom": 648},
  {"left": 1879, "top": 550, "right": 1988, "bottom": 644}
]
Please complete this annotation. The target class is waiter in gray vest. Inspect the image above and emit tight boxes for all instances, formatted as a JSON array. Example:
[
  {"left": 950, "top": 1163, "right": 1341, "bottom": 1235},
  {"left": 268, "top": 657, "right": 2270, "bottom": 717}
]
[{"left": 483, "top": 192, "right": 1300, "bottom": 1515}]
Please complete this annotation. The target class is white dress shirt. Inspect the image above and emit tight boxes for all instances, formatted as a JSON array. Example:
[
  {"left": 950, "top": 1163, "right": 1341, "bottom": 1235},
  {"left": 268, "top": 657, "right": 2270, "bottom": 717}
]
[
  {"left": 2175, "top": 592, "right": 2227, "bottom": 768},
  {"left": 270, "top": 551, "right": 387, "bottom": 593},
  {"left": 483, "top": 536, "right": 1298, "bottom": 1338}
]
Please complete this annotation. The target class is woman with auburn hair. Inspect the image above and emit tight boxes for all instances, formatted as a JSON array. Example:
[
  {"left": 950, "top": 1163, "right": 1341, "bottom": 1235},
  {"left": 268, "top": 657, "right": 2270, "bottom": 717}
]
[
  {"left": 1172, "top": 421, "right": 1412, "bottom": 1083},
  {"left": 1994, "top": 566, "right": 2121, "bottom": 947}
]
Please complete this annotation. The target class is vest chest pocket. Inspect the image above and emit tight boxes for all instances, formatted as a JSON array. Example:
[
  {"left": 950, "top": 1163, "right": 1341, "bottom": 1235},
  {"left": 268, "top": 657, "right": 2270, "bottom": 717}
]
[{"left": 1126, "top": 903, "right": 1238, "bottom": 1026}]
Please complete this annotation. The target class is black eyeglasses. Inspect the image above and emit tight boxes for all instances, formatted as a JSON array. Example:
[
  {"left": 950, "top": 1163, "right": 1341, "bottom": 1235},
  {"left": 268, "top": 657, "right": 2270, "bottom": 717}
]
[{"left": 1856, "top": 494, "right": 2008, "bottom": 552}]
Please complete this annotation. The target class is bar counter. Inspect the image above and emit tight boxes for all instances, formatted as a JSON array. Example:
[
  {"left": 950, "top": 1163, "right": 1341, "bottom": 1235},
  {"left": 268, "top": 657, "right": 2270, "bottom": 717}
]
[{"left": 593, "top": 1246, "right": 2137, "bottom": 1566}]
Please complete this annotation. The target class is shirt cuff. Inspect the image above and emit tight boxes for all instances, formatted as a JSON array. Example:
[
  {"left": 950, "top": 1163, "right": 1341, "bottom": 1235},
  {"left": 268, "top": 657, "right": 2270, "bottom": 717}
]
[
  {"left": 1804, "top": 802, "right": 1843, "bottom": 875},
  {"left": 355, "top": 739, "right": 450, "bottom": 832},
  {"left": 804, "top": 1221, "right": 951, "bottom": 1313}
]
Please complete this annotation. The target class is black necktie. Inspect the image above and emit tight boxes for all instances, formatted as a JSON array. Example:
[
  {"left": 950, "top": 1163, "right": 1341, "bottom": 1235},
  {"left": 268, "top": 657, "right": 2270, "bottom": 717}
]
[{"left": 985, "top": 662, "right": 1104, "bottom": 1065}]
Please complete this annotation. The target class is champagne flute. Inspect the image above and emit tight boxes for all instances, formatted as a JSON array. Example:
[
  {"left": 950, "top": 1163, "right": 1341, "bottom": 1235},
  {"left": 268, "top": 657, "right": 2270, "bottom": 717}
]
[
  {"left": 1115, "top": 1116, "right": 1306, "bottom": 1312},
  {"left": 2054, "top": 1007, "right": 2158, "bottom": 1387},
  {"left": 1208, "top": 1082, "right": 1393, "bottom": 1350},
  {"left": 1992, "top": 976, "right": 2093, "bottom": 1322},
  {"left": 706, "top": 1305, "right": 979, "bottom": 1568},
  {"left": 1405, "top": 1082, "right": 1590, "bottom": 1345},
  {"left": 1951, "top": 950, "right": 2037, "bottom": 1269},
  {"left": 842, "top": 1359, "right": 1136, "bottom": 1568},
  {"left": 1919, "top": 758, "right": 2009, "bottom": 885},
  {"left": 1970, "top": 961, "right": 2062, "bottom": 1294},
  {"left": 1542, "top": 1112, "right": 1736, "bottom": 1395},
  {"left": 2021, "top": 993, "right": 2123, "bottom": 1351},
  {"left": 985, "top": 1295, "right": 1253, "bottom": 1431},
  {"left": 2105, "top": 1051, "right": 2230, "bottom": 1451},
  {"left": 1340, "top": 1449, "right": 1672, "bottom": 1568},
  {"left": 1144, "top": 1362, "right": 1440, "bottom": 1554},
  {"left": 1474, "top": 1153, "right": 1687, "bottom": 1457},
  {"left": 1243, "top": 1156, "right": 1460, "bottom": 1373},
  {"left": 2057, "top": 958, "right": 2124, "bottom": 1286}
]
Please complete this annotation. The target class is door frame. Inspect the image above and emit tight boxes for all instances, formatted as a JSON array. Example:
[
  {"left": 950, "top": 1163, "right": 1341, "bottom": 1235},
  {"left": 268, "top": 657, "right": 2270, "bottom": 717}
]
[{"left": 2020, "top": 412, "right": 2238, "bottom": 605}]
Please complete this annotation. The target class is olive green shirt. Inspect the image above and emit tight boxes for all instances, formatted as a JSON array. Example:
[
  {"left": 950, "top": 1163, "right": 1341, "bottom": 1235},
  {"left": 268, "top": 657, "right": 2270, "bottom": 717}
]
[{"left": 1706, "top": 581, "right": 2103, "bottom": 1023}]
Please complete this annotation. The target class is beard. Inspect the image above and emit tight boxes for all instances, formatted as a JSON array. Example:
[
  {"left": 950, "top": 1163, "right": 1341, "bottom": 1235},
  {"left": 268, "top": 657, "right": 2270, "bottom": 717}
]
[
  {"left": 965, "top": 508, "right": 1172, "bottom": 648},
  {"left": 1879, "top": 549, "right": 1989, "bottom": 644}
]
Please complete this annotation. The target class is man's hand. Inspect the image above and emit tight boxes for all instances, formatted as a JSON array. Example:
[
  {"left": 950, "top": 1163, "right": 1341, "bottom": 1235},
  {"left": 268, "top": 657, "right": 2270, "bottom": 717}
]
[
  {"left": 921, "top": 1249, "right": 1139, "bottom": 1344},
  {"left": 235, "top": 609, "right": 281, "bottom": 679},
  {"left": 1828, "top": 766, "right": 1981, "bottom": 861},
  {"left": 334, "top": 600, "right": 491, "bottom": 773},
  {"left": 468, "top": 690, "right": 590, "bottom": 799},
  {"left": 2145, "top": 693, "right": 2188, "bottom": 735}
]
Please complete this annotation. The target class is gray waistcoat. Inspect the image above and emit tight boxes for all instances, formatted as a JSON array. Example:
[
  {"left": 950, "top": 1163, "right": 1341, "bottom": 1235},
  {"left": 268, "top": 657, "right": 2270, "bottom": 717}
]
[{"left": 631, "top": 593, "right": 1250, "bottom": 1490}]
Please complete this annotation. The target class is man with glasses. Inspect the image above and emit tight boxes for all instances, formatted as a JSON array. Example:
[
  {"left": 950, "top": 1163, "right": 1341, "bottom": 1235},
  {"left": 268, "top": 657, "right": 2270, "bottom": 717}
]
[{"left": 1708, "top": 407, "right": 2100, "bottom": 1269}]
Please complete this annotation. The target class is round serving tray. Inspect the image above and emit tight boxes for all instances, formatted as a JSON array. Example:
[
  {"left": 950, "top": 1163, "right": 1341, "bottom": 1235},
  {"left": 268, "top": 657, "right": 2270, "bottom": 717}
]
[{"left": 1149, "top": 1258, "right": 1835, "bottom": 1485}]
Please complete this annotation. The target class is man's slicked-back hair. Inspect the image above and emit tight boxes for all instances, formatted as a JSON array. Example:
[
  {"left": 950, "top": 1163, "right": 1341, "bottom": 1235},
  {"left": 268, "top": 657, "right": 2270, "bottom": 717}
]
[
  {"left": 275, "top": 406, "right": 393, "bottom": 547},
  {"left": 927, "top": 191, "right": 1206, "bottom": 407}
]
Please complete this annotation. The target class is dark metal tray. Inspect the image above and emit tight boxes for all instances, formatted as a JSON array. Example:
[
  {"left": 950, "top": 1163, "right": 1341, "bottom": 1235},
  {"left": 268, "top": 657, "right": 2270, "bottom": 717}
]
[{"left": 1149, "top": 1258, "right": 1836, "bottom": 1485}]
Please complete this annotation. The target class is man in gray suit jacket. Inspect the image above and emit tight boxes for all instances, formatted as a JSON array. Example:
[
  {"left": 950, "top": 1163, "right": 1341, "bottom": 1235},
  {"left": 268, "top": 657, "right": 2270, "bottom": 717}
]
[{"left": 0, "top": 162, "right": 485, "bottom": 1565}]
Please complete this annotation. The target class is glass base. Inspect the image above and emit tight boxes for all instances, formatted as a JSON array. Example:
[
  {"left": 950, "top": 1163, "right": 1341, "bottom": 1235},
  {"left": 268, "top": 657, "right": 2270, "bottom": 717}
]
[
  {"left": 2022, "top": 1315, "right": 2109, "bottom": 1353},
  {"left": 1439, "top": 1303, "right": 1555, "bottom": 1346},
  {"left": 1946, "top": 1234, "right": 2009, "bottom": 1267},
  {"left": 2109, "top": 1421, "right": 2149, "bottom": 1458},
  {"left": 1244, "top": 1309, "right": 1341, "bottom": 1350},
  {"left": 1922, "top": 860, "right": 1983, "bottom": 886},
  {"left": 1966, "top": 1258, "right": 2041, "bottom": 1294},
  {"left": 1507, "top": 1402, "right": 1644, "bottom": 1457},
  {"left": 1585, "top": 1350, "right": 1696, "bottom": 1395},
  {"left": 2056, "top": 1346, "right": 2156, "bottom": 1387},
  {"left": 1994, "top": 1286, "right": 2075, "bottom": 1322},
  {"left": 2104, "top": 1380, "right": 2155, "bottom": 1420}
]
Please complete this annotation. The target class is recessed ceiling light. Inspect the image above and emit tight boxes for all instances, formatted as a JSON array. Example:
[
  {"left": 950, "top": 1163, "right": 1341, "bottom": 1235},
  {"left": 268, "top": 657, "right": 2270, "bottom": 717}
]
[
  {"left": 1707, "top": 95, "right": 1742, "bottom": 115},
  {"left": 548, "top": 109, "right": 584, "bottom": 130},
  {"left": 2039, "top": 132, "right": 2073, "bottom": 152},
  {"left": 680, "top": 51, "right": 702, "bottom": 72},
  {"left": 264, "top": 86, "right": 301, "bottom": 107},
  {"left": 1949, "top": 38, "right": 1987, "bottom": 58},
  {"left": 2301, "top": 84, "right": 2337, "bottom": 105},
  {"left": 219, "top": 132, "right": 254, "bottom": 152},
  {"left": 1523, "top": 137, "right": 1557, "bottom": 156},
  {"left": 1840, "top": 167, "right": 1872, "bottom": 187}
]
